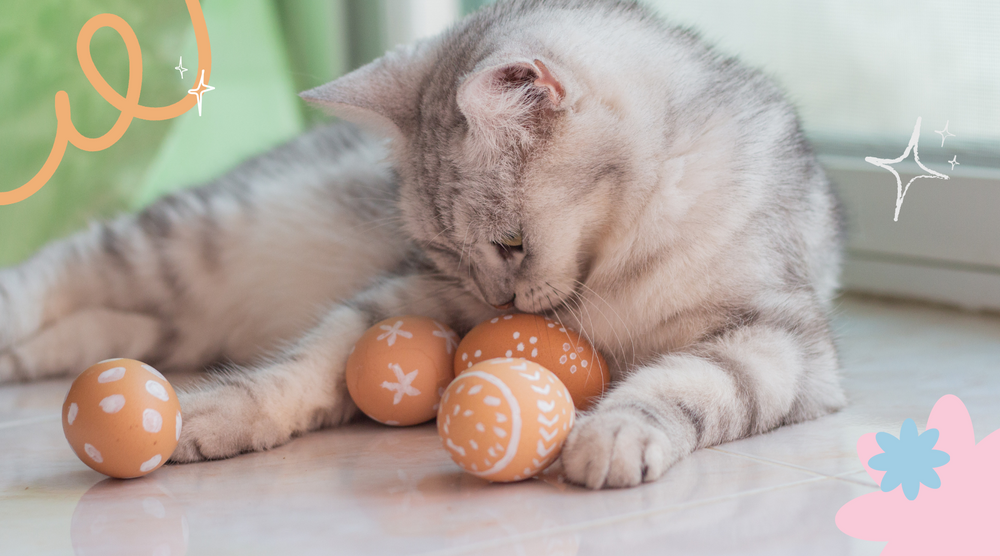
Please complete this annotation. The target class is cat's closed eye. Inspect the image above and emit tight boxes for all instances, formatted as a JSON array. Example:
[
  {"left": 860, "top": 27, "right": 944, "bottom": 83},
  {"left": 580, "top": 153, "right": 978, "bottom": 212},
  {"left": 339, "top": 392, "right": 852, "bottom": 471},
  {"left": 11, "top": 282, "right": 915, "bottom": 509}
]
[
  {"left": 496, "top": 231, "right": 523, "bottom": 248},
  {"left": 493, "top": 231, "right": 524, "bottom": 260}
]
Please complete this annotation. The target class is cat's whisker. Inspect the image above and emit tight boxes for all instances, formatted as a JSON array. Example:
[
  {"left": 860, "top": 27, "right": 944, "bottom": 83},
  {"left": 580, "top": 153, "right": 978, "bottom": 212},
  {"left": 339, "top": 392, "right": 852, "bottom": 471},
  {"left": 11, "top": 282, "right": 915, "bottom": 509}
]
[
  {"left": 571, "top": 279, "right": 638, "bottom": 369},
  {"left": 348, "top": 214, "right": 408, "bottom": 236},
  {"left": 561, "top": 284, "right": 612, "bottom": 368},
  {"left": 456, "top": 221, "right": 474, "bottom": 276},
  {"left": 542, "top": 286, "right": 589, "bottom": 356},
  {"left": 420, "top": 224, "right": 455, "bottom": 248},
  {"left": 546, "top": 282, "right": 615, "bottom": 369}
]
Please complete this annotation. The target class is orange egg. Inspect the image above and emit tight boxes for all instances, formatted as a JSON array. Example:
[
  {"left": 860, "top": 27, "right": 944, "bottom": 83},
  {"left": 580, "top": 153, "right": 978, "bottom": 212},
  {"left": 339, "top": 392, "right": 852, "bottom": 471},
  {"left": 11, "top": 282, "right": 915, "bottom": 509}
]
[
  {"left": 62, "top": 359, "right": 181, "bottom": 479},
  {"left": 346, "top": 316, "right": 460, "bottom": 426},
  {"left": 437, "top": 358, "right": 575, "bottom": 482},
  {"left": 455, "top": 314, "right": 609, "bottom": 410}
]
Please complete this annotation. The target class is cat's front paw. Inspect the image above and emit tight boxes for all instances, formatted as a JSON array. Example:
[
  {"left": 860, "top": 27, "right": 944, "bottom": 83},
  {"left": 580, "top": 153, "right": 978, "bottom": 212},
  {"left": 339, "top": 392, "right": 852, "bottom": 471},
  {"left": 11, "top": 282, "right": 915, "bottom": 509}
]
[
  {"left": 170, "top": 387, "right": 291, "bottom": 463},
  {"left": 561, "top": 408, "right": 676, "bottom": 489}
]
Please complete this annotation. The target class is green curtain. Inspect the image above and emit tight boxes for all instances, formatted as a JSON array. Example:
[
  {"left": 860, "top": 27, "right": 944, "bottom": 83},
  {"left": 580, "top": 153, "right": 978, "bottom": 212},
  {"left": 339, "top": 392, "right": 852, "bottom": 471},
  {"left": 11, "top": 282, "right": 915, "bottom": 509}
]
[
  {"left": 0, "top": 0, "right": 490, "bottom": 267},
  {"left": 0, "top": 0, "right": 195, "bottom": 266}
]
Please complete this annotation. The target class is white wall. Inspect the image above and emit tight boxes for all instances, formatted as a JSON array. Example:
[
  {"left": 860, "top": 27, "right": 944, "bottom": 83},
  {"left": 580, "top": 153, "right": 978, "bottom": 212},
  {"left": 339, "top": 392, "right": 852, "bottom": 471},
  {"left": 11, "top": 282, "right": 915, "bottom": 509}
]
[
  {"left": 383, "top": 0, "right": 461, "bottom": 47},
  {"left": 642, "top": 0, "right": 1000, "bottom": 150}
]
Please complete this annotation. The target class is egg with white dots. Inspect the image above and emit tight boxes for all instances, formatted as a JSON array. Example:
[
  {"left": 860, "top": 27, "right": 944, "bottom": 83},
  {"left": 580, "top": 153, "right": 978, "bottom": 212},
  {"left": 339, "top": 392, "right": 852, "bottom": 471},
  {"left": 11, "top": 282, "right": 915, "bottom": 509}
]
[
  {"left": 62, "top": 359, "right": 181, "bottom": 479},
  {"left": 454, "top": 313, "right": 610, "bottom": 410},
  {"left": 437, "top": 358, "right": 575, "bottom": 483}
]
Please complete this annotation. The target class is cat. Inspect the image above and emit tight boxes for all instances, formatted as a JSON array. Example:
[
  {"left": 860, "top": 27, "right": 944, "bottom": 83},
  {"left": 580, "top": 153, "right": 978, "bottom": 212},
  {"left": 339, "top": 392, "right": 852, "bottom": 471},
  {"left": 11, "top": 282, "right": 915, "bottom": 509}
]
[{"left": 0, "top": 0, "right": 845, "bottom": 488}]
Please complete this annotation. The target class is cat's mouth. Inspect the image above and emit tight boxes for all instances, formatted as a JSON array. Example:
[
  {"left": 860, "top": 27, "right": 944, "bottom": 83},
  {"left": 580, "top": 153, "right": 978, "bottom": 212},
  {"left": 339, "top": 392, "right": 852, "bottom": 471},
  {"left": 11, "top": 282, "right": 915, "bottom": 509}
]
[
  {"left": 502, "top": 280, "right": 580, "bottom": 316},
  {"left": 491, "top": 298, "right": 516, "bottom": 311}
]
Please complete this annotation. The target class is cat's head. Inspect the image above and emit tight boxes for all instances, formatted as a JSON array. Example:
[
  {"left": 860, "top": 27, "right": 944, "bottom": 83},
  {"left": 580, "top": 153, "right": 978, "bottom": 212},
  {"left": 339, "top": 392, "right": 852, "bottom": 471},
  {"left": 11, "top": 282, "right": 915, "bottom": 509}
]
[{"left": 302, "top": 1, "right": 654, "bottom": 313}]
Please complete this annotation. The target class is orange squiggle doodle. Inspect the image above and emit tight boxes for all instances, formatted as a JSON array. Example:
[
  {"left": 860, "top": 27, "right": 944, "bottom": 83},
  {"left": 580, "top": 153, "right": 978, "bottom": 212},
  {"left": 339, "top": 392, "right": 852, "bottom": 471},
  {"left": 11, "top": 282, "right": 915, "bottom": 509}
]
[{"left": 0, "top": 0, "right": 212, "bottom": 206}]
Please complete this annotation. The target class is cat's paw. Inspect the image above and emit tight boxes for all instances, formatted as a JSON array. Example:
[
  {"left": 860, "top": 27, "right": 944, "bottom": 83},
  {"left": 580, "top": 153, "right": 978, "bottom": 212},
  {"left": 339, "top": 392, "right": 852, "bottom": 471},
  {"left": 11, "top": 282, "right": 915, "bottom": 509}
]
[
  {"left": 170, "top": 386, "right": 291, "bottom": 463},
  {"left": 561, "top": 408, "right": 676, "bottom": 489}
]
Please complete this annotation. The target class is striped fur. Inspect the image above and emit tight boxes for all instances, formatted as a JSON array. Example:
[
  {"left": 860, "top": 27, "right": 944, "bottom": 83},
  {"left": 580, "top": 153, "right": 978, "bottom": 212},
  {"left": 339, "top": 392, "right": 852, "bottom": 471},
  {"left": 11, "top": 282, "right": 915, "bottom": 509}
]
[{"left": 0, "top": 0, "right": 844, "bottom": 488}]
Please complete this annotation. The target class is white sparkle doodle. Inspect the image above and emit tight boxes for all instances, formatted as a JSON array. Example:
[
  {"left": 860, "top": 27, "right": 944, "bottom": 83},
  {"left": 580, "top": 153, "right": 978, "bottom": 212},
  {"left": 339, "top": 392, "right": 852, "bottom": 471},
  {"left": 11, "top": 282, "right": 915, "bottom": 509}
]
[
  {"left": 187, "top": 70, "right": 215, "bottom": 117},
  {"left": 376, "top": 320, "right": 413, "bottom": 346},
  {"left": 949, "top": 155, "right": 960, "bottom": 171},
  {"left": 431, "top": 321, "right": 459, "bottom": 354},
  {"left": 865, "top": 117, "right": 949, "bottom": 222},
  {"left": 935, "top": 120, "right": 956, "bottom": 147},
  {"left": 175, "top": 56, "right": 187, "bottom": 79},
  {"left": 381, "top": 363, "right": 420, "bottom": 404}
]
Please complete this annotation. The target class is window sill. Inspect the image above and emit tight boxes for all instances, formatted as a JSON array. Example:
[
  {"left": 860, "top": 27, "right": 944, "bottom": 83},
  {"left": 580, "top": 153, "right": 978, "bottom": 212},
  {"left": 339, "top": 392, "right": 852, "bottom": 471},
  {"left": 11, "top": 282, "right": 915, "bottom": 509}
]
[{"left": 821, "top": 154, "right": 1000, "bottom": 312}]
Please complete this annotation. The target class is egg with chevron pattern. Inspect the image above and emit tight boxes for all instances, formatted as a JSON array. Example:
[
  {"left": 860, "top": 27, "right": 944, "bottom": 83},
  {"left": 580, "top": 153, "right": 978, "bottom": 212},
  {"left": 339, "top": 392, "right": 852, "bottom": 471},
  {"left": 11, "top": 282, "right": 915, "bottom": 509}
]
[{"left": 437, "top": 358, "right": 575, "bottom": 482}]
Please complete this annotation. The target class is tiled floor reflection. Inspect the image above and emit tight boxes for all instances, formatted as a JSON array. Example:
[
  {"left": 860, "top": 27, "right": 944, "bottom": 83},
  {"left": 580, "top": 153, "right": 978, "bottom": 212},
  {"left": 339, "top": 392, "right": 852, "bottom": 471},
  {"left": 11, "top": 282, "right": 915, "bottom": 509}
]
[{"left": 1, "top": 295, "right": 997, "bottom": 555}]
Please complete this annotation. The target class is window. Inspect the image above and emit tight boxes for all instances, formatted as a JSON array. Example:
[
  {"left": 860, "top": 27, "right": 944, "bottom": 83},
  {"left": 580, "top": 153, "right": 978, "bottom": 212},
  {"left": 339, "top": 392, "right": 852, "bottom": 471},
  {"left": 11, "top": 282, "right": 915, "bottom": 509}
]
[{"left": 642, "top": 0, "right": 1000, "bottom": 311}]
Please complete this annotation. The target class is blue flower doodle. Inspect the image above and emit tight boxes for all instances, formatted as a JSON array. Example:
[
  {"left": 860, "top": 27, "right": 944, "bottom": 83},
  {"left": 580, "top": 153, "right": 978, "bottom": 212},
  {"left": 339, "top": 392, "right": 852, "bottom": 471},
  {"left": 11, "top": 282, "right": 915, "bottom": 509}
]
[{"left": 868, "top": 418, "right": 950, "bottom": 500}]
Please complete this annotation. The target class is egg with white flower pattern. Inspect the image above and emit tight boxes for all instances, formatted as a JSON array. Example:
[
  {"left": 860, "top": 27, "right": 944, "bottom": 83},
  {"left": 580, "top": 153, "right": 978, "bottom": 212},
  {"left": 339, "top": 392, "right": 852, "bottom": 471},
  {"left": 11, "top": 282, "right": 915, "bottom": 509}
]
[
  {"left": 346, "top": 316, "right": 460, "bottom": 426},
  {"left": 62, "top": 359, "right": 181, "bottom": 479},
  {"left": 438, "top": 358, "right": 575, "bottom": 483},
  {"left": 455, "top": 313, "right": 609, "bottom": 410}
]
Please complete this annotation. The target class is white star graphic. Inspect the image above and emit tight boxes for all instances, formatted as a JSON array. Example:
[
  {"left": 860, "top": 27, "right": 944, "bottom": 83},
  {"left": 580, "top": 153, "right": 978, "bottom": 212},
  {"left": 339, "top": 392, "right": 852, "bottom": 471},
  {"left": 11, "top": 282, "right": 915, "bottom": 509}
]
[
  {"left": 431, "top": 322, "right": 459, "bottom": 354},
  {"left": 376, "top": 320, "right": 412, "bottom": 346},
  {"left": 381, "top": 363, "right": 420, "bottom": 405},
  {"left": 865, "top": 117, "right": 949, "bottom": 222},
  {"left": 187, "top": 70, "right": 215, "bottom": 117},
  {"left": 935, "top": 120, "right": 956, "bottom": 147},
  {"left": 948, "top": 155, "right": 960, "bottom": 171},
  {"left": 175, "top": 56, "right": 187, "bottom": 79}
]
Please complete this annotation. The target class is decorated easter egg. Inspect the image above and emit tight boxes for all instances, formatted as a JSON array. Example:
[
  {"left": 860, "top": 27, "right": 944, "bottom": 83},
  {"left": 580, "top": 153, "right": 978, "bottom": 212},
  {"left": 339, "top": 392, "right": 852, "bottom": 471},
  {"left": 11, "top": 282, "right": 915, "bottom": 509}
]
[
  {"left": 455, "top": 314, "right": 609, "bottom": 410},
  {"left": 437, "top": 358, "right": 575, "bottom": 482},
  {"left": 62, "top": 359, "right": 181, "bottom": 479},
  {"left": 346, "top": 316, "right": 460, "bottom": 426}
]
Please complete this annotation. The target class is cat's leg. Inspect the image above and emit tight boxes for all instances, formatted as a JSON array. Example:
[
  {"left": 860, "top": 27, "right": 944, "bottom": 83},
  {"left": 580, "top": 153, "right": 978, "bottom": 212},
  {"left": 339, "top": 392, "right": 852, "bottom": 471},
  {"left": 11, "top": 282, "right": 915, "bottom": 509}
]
[
  {"left": 170, "top": 274, "right": 478, "bottom": 462},
  {"left": 0, "top": 191, "right": 313, "bottom": 383},
  {"left": 170, "top": 303, "right": 368, "bottom": 461},
  {"left": 561, "top": 310, "right": 845, "bottom": 489},
  {"left": 0, "top": 128, "right": 403, "bottom": 384},
  {"left": 0, "top": 225, "right": 172, "bottom": 382},
  {"left": 0, "top": 308, "right": 164, "bottom": 382}
]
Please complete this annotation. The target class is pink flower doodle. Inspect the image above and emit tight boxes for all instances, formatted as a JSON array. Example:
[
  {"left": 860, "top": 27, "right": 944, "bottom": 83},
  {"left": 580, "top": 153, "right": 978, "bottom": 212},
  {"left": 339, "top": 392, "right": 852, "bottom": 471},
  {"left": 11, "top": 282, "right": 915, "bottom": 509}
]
[{"left": 836, "top": 395, "right": 1000, "bottom": 554}]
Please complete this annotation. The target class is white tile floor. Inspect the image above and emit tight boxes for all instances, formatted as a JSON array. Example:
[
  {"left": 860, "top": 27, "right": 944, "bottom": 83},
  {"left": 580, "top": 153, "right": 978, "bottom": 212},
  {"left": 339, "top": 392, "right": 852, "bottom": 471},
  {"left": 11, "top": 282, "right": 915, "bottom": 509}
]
[{"left": 2, "top": 294, "right": 999, "bottom": 555}]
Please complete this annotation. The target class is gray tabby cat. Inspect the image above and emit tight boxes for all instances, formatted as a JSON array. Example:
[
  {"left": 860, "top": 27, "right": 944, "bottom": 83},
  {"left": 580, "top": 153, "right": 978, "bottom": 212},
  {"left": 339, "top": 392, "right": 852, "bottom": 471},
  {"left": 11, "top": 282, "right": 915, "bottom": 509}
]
[{"left": 0, "top": 0, "right": 845, "bottom": 488}]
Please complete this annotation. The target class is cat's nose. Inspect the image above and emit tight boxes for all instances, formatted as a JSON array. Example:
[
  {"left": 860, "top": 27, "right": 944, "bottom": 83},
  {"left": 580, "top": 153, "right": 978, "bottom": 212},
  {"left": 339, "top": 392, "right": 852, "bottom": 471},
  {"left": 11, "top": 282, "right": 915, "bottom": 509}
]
[{"left": 492, "top": 295, "right": 515, "bottom": 311}]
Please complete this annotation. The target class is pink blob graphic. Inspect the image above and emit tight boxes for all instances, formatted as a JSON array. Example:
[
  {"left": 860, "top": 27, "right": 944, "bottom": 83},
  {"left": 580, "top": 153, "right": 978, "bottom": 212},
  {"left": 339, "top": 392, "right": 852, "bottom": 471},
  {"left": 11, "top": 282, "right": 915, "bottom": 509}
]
[{"left": 836, "top": 395, "right": 1000, "bottom": 554}]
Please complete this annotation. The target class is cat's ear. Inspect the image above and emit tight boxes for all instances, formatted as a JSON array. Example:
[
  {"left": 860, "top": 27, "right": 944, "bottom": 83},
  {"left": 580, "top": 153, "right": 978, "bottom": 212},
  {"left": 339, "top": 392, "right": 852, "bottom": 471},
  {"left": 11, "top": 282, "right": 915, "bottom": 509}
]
[
  {"left": 457, "top": 57, "right": 569, "bottom": 134},
  {"left": 299, "top": 43, "right": 431, "bottom": 140}
]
